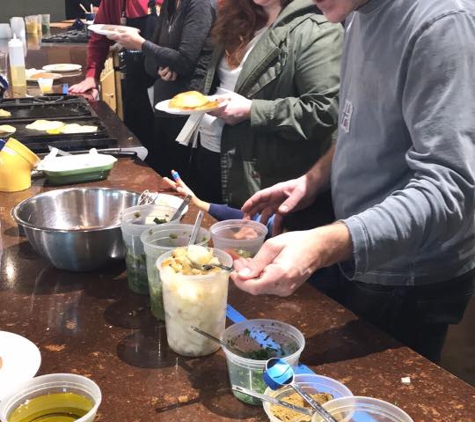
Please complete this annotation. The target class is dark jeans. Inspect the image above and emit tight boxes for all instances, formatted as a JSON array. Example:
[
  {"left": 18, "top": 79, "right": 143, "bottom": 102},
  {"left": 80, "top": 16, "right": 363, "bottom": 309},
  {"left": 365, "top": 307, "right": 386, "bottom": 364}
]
[
  {"left": 147, "top": 116, "right": 191, "bottom": 178},
  {"left": 312, "top": 266, "right": 475, "bottom": 363},
  {"left": 189, "top": 143, "right": 222, "bottom": 204}
]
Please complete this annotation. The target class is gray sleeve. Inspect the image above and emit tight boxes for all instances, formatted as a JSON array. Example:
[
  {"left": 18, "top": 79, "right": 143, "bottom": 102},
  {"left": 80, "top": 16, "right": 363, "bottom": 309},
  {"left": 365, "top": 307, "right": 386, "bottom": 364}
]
[
  {"left": 142, "top": 0, "right": 216, "bottom": 77},
  {"left": 342, "top": 13, "right": 475, "bottom": 277}
]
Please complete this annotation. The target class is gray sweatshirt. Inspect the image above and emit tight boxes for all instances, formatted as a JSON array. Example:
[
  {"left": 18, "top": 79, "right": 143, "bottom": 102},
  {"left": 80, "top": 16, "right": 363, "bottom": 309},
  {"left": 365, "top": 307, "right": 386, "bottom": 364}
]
[{"left": 333, "top": 0, "right": 475, "bottom": 285}]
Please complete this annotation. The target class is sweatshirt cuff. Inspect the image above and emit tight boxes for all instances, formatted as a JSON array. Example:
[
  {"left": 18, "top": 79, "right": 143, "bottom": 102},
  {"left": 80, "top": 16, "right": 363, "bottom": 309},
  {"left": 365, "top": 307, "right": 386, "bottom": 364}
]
[
  {"left": 338, "top": 216, "right": 369, "bottom": 280},
  {"left": 250, "top": 99, "right": 274, "bottom": 128},
  {"left": 142, "top": 40, "right": 157, "bottom": 57},
  {"left": 86, "top": 68, "right": 98, "bottom": 79}
]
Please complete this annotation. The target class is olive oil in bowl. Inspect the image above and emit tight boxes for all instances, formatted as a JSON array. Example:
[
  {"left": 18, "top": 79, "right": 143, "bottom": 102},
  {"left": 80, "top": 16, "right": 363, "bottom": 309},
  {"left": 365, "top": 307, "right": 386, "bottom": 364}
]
[{"left": 8, "top": 392, "right": 94, "bottom": 422}]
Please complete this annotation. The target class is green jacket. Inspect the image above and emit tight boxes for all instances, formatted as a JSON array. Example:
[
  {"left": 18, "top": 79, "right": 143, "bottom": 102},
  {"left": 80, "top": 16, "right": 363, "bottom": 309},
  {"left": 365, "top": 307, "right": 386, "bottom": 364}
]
[{"left": 202, "top": 0, "right": 344, "bottom": 207}]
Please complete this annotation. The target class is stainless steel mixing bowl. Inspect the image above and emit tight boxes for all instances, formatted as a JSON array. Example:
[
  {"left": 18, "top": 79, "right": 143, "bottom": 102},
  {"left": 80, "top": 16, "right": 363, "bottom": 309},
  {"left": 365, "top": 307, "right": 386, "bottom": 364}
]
[{"left": 12, "top": 187, "right": 139, "bottom": 271}]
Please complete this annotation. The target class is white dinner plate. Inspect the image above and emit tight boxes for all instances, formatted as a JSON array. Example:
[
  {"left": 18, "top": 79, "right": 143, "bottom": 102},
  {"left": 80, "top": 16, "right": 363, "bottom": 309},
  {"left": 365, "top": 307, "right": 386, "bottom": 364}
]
[
  {"left": 153, "top": 193, "right": 189, "bottom": 217},
  {"left": 88, "top": 24, "right": 140, "bottom": 37},
  {"left": 155, "top": 97, "right": 228, "bottom": 116},
  {"left": 42, "top": 63, "right": 82, "bottom": 73},
  {"left": 0, "top": 331, "right": 41, "bottom": 400}
]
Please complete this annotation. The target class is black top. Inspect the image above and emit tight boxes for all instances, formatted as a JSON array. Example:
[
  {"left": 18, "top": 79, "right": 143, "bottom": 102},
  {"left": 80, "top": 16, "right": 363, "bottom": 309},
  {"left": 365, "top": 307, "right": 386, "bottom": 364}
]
[
  {"left": 142, "top": 0, "right": 216, "bottom": 109},
  {"left": 65, "top": 0, "right": 101, "bottom": 19}
]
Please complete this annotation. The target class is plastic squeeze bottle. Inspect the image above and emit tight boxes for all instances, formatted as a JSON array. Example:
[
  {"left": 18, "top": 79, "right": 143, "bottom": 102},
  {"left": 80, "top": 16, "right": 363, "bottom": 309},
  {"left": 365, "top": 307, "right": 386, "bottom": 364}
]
[{"left": 8, "top": 35, "right": 26, "bottom": 97}]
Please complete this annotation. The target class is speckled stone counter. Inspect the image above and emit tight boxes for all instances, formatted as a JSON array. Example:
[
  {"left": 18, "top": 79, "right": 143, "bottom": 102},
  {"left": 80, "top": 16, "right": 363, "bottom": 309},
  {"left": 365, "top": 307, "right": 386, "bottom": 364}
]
[
  {"left": 1, "top": 116, "right": 475, "bottom": 421},
  {"left": 2, "top": 158, "right": 475, "bottom": 422}
]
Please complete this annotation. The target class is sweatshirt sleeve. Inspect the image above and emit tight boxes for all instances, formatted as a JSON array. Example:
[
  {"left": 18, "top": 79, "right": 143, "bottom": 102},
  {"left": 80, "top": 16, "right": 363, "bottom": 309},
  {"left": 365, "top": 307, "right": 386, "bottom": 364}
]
[
  {"left": 250, "top": 19, "right": 343, "bottom": 142},
  {"left": 341, "top": 13, "right": 475, "bottom": 278},
  {"left": 142, "top": 0, "right": 216, "bottom": 76},
  {"left": 85, "top": 0, "right": 119, "bottom": 79}
]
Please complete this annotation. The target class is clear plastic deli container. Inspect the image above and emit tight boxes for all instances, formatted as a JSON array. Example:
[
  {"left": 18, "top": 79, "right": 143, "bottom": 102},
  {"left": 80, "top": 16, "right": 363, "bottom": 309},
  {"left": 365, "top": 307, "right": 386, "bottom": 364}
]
[
  {"left": 120, "top": 204, "right": 177, "bottom": 294},
  {"left": 313, "top": 396, "right": 414, "bottom": 422},
  {"left": 210, "top": 219, "right": 267, "bottom": 259},
  {"left": 157, "top": 247, "right": 232, "bottom": 357},
  {"left": 140, "top": 223, "right": 210, "bottom": 320},
  {"left": 221, "top": 319, "right": 305, "bottom": 405}
]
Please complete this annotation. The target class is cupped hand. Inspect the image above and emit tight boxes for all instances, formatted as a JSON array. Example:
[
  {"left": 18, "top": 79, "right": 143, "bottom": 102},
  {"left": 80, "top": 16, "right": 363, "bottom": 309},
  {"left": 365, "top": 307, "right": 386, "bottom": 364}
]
[
  {"left": 231, "top": 223, "right": 352, "bottom": 296},
  {"left": 208, "top": 92, "right": 251, "bottom": 125},
  {"left": 158, "top": 67, "right": 177, "bottom": 81},
  {"left": 241, "top": 175, "right": 318, "bottom": 235}
]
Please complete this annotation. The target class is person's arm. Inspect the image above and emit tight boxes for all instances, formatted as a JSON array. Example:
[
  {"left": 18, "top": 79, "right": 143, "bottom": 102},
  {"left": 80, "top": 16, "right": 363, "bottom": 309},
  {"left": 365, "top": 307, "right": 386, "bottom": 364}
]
[
  {"left": 232, "top": 13, "right": 475, "bottom": 296},
  {"left": 70, "top": 0, "right": 117, "bottom": 93},
  {"left": 232, "top": 222, "right": 352, "bottom": 296},
  {"left": 210, "top": 18, "right": 342, "bottom": 129},
  {"left": 241, "top": 144, "right": 334, "bottom": 233},
  {"left": 249, "top": 19, "right": 343, "bottom": 141},
  {"left": 340, "top": 13, "right": 475, "bottom": 278},
  {"left": 141, "top": 0, "right": 216, "bottom": 76}
]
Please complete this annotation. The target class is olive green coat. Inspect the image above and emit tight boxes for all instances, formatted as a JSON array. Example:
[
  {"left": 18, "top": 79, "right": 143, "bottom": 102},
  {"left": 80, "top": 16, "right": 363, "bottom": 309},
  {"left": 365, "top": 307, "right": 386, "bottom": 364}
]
[{"left": 202, "top": 0, "right": 344, "bottom": 207}]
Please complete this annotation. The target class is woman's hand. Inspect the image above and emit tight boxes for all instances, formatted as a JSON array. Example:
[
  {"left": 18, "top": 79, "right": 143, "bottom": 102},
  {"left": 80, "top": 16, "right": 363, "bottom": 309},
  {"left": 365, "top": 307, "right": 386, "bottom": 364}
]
[
  {"left": 108, "top": 28, "right": 145, "bottom": 50},
  {"left": 209, "top": 92, "right": 252, "bottom": 125},
  {"left": 158, "top": 67, "right": 177, "bottom": 81}
]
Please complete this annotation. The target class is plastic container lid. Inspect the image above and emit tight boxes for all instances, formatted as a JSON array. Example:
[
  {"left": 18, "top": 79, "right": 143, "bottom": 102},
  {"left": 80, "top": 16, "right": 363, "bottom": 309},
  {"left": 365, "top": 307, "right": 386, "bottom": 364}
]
[
  {"left": 264, "top": 373, "right": 353, "bottom": 422},
  {"left": 312, "top": 396, "right": 414, "bottom": 422}
]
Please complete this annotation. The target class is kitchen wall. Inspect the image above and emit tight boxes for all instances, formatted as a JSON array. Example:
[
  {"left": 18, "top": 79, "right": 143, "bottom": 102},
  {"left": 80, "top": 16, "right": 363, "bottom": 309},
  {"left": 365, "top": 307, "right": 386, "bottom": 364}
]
[{"left": 0, "top": 0, "right": 65, "bottom": 23}]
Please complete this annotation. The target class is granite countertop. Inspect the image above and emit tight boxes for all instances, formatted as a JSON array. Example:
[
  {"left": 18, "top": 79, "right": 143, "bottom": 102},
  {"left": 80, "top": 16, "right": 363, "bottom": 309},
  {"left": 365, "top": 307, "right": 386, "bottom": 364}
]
[{"left": 1, "top": 157, "right": 475, "bottom": 422}]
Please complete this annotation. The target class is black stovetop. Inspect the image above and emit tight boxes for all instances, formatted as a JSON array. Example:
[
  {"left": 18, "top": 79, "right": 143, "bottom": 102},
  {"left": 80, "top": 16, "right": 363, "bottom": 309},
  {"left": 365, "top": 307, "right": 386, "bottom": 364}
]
[
  {"left": 42, "top": 30, "right": 89, "bottom": 44},
  {"left": 0, "top": 95, "right": 117, "bottom": 153}
]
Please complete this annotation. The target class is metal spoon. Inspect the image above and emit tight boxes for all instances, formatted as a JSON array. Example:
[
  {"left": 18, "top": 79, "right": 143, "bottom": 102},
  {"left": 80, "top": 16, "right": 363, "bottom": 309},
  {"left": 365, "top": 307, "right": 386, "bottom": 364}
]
[
  {"left": 169, "top": 194, "right": 192, "bottom": 222},
  {"left": 188, "top": 210, "right": 204, "bottom": 245},
  {"left": 190, "top": 326, "right": 248, "bottom": 358},
  {"left": 264, "top": 358, "right": 337, "bottom": 422},
  {"left": 231, "top": 385, "right": 313, "bottom": 417}
]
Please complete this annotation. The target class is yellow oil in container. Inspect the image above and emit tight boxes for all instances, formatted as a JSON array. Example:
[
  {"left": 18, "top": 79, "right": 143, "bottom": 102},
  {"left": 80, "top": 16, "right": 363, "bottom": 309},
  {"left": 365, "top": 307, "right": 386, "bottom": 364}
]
[
  {"left": 10, "top": 66, "right": 27, "bottom": 97},
  {"left": 0, "top": 137, "right": 40, "bottom": 192}
]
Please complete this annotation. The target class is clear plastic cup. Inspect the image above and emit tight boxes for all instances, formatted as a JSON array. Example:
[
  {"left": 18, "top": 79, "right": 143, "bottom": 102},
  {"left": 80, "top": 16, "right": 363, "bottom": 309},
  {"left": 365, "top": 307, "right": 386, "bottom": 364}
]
[
  {"left": 140, "top": 223, "right": 210, "bottom": 321},
  {"left": 0, "top": 373, "right": 102, "bottom": 422},
  {"left": 210, "top": 219, "right": 268, "bottom": 259},
  {"left": 264, "top": 374, "right": 353, "bottom": 422},
  {"left": 38, "top": 78, "right": 53, "bottom": 94},
  {"left": 25, "top": 15, "right": 39, "bottom": 34},
  {"left": 157, "top": 247, "right": 232, "bottom": 357},
  {"left": 313, "top": 396, "right": 414, "bottom": 422},
  {"left": 41, "top": 14, "right": 51, "bottom": 33},
  {"left": 120, "top": 204, "right": 177, "bottom": 294},
  {"left": 221, "top": 319, "right": 305, "bottom": 405}
]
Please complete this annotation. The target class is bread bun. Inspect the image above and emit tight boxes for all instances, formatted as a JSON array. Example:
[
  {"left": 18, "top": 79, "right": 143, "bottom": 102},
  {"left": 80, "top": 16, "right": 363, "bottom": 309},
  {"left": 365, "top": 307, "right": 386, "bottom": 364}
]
[{"left": 169, "top": 91, "right": 219, "bottom": 110}]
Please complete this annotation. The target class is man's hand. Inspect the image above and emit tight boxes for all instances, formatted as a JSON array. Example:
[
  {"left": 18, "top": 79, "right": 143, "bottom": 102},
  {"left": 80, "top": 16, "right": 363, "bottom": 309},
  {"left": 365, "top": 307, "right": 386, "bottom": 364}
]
[
  {"left": 69, "top": 77, "right": 98, "bottom": 94},
  {"left": 231, "top": 223, "right": 352, "bottom": 296},
  {"left": 158, "top": 67, "right": 177, "bottom": 81},
  {"left": 242, "top": 144, "right": 335, "bottom": 234},
  {"left": 108, "top": 28, "right": 145, "bottom": 50},
  {"left": 241, "top": 176, "right": 319, "bottom": 235},
  {"left": 209, "top": 92, "right": 251, "bottom": 125}
]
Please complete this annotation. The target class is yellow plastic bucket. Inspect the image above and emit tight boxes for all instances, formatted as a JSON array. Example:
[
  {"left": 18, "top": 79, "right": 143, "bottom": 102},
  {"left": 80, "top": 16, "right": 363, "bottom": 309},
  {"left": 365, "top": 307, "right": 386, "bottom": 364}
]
[{"left": 0, "top": 137, "right": 40, "bottom": 192}]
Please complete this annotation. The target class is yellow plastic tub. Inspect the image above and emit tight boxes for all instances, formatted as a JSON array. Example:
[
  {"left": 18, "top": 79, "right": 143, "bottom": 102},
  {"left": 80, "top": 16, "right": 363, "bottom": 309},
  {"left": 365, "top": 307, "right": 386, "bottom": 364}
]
[{"left": 0, "top": 137, "right": 40, "bottom": 192}]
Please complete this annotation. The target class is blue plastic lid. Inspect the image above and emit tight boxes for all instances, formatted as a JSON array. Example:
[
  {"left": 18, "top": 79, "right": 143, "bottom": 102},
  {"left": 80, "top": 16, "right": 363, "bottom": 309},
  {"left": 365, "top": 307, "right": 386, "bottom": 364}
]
[{"left": 0, "top": 139, "right": 6, "bottom": 151}]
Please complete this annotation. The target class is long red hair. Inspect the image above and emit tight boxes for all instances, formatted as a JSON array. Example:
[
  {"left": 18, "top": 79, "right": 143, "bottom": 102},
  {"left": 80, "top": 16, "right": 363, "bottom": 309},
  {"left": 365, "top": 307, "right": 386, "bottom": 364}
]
[{"left": 213, "top": 0, "right": 292, "bottom": 68}]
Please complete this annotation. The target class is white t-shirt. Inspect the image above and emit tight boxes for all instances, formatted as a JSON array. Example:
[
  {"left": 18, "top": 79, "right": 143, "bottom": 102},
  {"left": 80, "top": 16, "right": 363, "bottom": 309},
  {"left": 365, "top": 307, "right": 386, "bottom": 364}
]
[{"left": 199, "top": 28, "right": 267, "bottom": 153}]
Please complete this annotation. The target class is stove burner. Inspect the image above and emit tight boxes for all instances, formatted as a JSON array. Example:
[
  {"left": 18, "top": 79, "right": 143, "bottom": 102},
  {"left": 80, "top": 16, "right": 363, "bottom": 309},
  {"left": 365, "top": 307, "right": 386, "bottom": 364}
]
[{"left": 42, "top": 30, "right": 89, "bottom": 44}]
